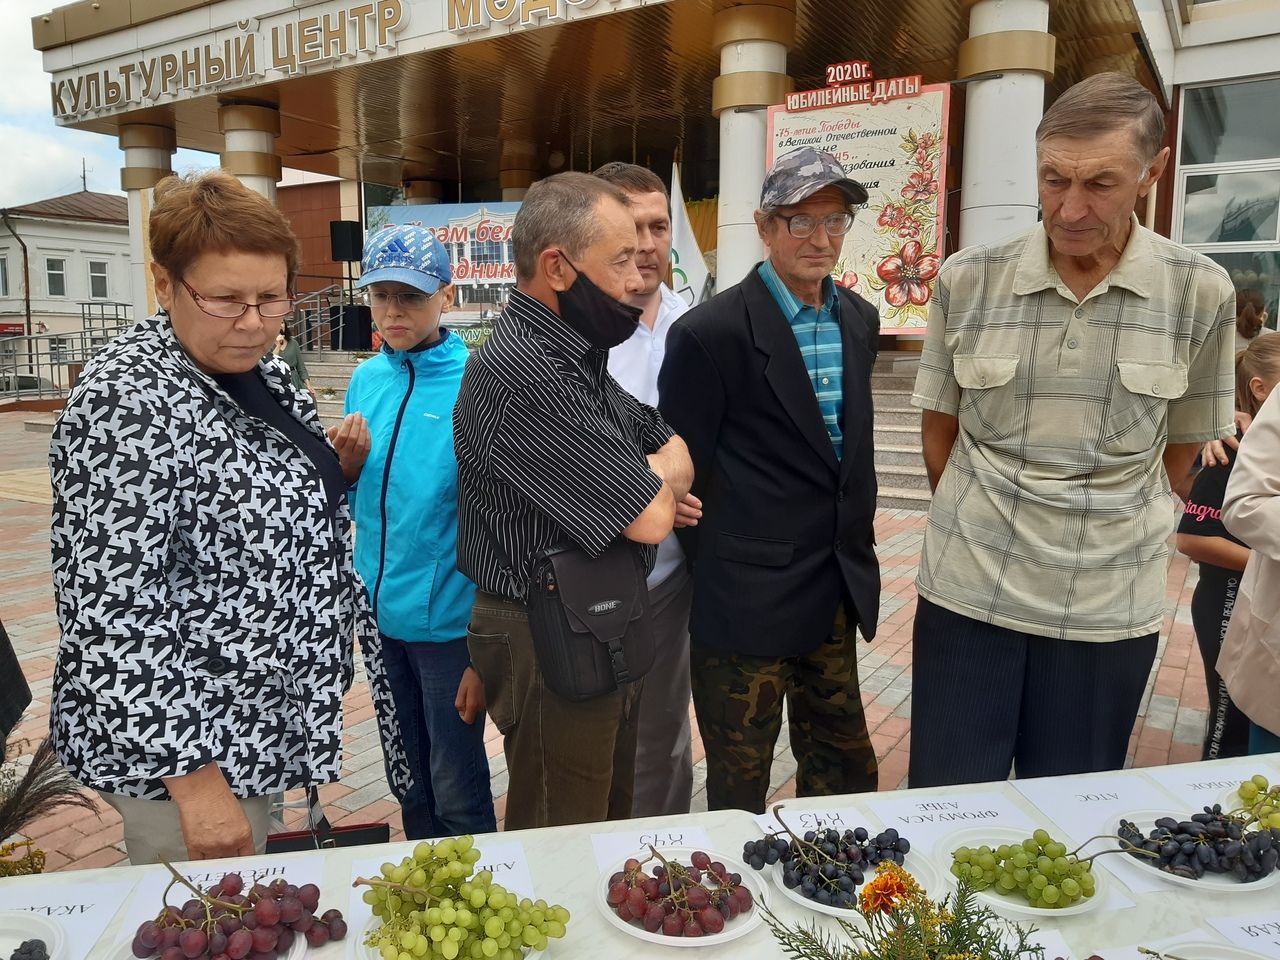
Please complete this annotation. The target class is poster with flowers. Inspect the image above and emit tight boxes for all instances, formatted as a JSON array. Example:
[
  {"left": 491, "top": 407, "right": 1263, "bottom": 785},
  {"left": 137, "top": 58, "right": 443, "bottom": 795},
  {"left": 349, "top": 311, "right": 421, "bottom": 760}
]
[{"left": 768, "top": 82, "right": 950, "bottom": 331}]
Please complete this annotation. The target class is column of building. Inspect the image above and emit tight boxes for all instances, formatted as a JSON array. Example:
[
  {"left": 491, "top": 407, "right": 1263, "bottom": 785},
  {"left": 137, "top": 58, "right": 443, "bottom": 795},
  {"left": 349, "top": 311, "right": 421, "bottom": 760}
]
[
  {"left": 499, "top": 122, "right": 538, "bottom": 202},
  {"left": 712, "top": 0, "right": 794, "bottom": 289},
  {"left": 957, "top": 0, "right": 1055, "bottom": 247},
  {"left": 218, "top": 103, "right": 283, "bottom": 202},
  {"left": 118, "top": 123, "right": 175, "bottom": 318}
]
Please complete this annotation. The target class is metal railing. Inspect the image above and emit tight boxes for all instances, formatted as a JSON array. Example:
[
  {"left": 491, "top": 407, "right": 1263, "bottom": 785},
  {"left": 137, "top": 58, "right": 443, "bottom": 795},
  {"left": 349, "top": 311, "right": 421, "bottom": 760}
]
[
  {"left": 292, "top": 283, "right": 346, "bottom": 358},
  {"left": 0, "top": 303, "right": 134, "bottom": 402}
]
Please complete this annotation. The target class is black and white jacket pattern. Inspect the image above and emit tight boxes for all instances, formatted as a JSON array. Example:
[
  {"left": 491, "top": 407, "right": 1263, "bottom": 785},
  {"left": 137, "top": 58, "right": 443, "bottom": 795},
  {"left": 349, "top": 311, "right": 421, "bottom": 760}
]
[{"left": 49, "top": 313, "right": 411, "bottom": 801}]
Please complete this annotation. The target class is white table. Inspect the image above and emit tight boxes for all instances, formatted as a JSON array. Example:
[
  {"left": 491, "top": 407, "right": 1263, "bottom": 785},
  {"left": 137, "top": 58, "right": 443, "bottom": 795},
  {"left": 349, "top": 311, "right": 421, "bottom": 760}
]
[{"left": 3, "top": 754, "right": 1280, "bottom": 959}]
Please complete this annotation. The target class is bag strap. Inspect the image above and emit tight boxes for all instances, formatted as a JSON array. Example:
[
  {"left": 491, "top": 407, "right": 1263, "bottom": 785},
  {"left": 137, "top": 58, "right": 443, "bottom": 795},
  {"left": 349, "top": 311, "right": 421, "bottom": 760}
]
[
  {"left": 305, "top": 785, "right": 338, "bottom": 850},
  {"left": 473, "top": 514, "right": 528, "bottom": 602}
]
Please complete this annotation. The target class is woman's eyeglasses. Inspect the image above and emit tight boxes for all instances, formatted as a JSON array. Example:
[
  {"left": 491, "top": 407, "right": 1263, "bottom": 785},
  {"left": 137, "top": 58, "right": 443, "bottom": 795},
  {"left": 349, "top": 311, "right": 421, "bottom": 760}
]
[{"left": 180, "top": 278, "right": 294, "bottom": 319}]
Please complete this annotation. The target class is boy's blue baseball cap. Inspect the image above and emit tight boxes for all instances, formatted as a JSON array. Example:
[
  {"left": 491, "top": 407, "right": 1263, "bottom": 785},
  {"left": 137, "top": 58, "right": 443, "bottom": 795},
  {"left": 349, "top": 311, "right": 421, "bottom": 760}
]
[{"left": 357, "top": 224, "right": 452, "bottom": 294}]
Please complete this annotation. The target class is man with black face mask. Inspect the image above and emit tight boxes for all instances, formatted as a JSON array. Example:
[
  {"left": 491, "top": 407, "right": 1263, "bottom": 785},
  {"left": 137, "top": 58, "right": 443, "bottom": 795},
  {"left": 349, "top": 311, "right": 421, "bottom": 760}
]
[{"left": 453, "top": 172, "right": 694, "bottom": 829}]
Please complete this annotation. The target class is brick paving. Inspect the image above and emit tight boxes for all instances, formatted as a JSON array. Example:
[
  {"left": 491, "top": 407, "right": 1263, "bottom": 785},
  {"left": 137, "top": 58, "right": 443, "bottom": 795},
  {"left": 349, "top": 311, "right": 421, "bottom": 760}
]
[{"left": 0, "top": 409, "right": 1209, "bottom": 870}]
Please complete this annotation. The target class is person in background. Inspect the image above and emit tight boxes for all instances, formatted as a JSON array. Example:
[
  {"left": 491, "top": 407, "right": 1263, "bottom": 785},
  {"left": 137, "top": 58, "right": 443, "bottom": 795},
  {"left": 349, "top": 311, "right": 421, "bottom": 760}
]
[
  {"left": 1176, "top": 337, "right": 1280, "bottom": 759},
  {"left": 909, "top": 73, "right": 1236, "bottom": 787},
  {"left": 345, "top": 224, "right": 495, "bottom": 839},
  {"left": 274, "top": 320, "right": 314, "bottom": 396},
  {"left": 47, "top": 171, "right": 411, "bottom": 864},
  {"left": 658, "top": 147, "right": 882, "bottom": 814},
  {"left": 1221, "top": 372, "right": 1280, "bottom": 756},
  {"left": 594, "top": 160, "right": 699, "bottom": 817},
  {"left": 1235, "top": 289, "right": 1269, "bottom": 356},
  {"left": 0, "top": 620, "right": 31, "bottom": 763}
]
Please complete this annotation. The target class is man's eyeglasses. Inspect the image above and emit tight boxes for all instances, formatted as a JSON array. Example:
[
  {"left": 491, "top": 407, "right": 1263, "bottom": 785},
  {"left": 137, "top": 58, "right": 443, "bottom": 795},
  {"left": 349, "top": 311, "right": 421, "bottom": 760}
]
[
  {"left": 362, "top": 289, "right": 434, "bottom": 310},
  {"left": 774, "top": 212, "right": 855, "bottom": 239},
  {"left": 180, "top": 278, "right": 294, "bottom": 319}
]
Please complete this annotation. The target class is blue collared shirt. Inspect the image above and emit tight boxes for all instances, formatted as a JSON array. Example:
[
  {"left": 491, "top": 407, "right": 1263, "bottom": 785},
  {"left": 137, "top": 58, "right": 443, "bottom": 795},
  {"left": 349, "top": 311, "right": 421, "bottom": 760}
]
[{"left": 758, "top": 259, "right": 844, "bottom": 458}]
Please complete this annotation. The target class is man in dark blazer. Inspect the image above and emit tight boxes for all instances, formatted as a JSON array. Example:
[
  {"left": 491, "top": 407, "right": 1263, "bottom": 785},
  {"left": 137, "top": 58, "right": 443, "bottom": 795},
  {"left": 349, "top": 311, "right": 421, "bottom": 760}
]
[{"left": 658, "top": 148, "right": 880, "bottom": 813}]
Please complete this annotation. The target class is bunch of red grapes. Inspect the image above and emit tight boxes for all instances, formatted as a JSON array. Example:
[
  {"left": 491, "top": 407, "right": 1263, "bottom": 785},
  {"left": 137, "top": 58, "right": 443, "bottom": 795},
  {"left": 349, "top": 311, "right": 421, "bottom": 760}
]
[
  {"left": 605, "top": 848, "right": 754, "bottom": 938},
  {"left": 129, "top": 871, "right": 348, "bottom": 959}
]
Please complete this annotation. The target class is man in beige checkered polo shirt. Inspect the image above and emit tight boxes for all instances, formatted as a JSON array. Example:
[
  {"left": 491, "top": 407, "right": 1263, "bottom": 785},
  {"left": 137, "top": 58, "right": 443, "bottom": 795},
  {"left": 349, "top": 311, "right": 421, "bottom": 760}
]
[{"left": 908, "top": 73, "right": 1236, "bottom": 787}]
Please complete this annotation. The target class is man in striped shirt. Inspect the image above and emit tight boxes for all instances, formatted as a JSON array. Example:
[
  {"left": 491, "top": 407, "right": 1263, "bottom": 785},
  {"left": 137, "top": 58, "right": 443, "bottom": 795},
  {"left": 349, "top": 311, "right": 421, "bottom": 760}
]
[
  {"left": 659, "top": 148, "right": 883, "bottom": 813},
  {"left": 453, "top": 172, "right": 694, "bottom": 829}
]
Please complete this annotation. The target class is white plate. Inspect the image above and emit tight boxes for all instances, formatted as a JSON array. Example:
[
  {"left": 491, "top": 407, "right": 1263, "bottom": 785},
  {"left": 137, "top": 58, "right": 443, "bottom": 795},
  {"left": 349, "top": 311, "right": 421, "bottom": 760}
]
[
  {"left": 112, "top": 923, "right": 306, "bottom": 959},
  {"left": 359, "top": 915, "right": 545, "bottom": 959},
  {"left": 1218, "top": 783, "right": 1278, "bottom": 818},
  {"left": 1155, "top": 943, "right": 1274, "bottom": 960},
  {"left": 0, "top": 912, "right": 66, "bottom": 960},
  {"left": 769, "top": 851, "right": 944, "bottom": 918},
  {"left": 595, "top": 846, "right": 767, "bottom": 948},
  {"left": 1111, "top": 810, "right": 1280, "bottom": 892},
  {"left": 935, "top": 826, "right": 1106, "bottom": 919}
]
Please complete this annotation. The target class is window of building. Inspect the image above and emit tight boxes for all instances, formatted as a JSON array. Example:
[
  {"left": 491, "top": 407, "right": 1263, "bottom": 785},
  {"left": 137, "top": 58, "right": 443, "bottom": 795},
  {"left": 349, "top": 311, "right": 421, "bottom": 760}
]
[
  {"left": 1175, "top": 75, "right": 1280, "bottom": 332},
  {"left": 0, "top": 256, "right": 8, "bottom": 297},
  {"left": 88, "top": 260, "right": 109, "bottom": 299},
  {"left": 46, "top": 258, "right": 67, "bottom": 297}
]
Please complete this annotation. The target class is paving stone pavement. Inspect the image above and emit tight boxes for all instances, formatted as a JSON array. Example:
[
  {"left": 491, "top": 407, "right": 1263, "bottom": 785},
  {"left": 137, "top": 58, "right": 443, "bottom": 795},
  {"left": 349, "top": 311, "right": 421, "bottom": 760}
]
[{"left": 0, "top": 411, "right": 1211, "bottom": 870}]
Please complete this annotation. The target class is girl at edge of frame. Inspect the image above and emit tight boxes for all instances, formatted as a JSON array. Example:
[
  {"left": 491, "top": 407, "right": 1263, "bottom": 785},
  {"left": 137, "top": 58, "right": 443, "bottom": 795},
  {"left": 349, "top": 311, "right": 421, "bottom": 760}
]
[{"left": 1175, "top": 335, "right": 1280, "bottom": 760}]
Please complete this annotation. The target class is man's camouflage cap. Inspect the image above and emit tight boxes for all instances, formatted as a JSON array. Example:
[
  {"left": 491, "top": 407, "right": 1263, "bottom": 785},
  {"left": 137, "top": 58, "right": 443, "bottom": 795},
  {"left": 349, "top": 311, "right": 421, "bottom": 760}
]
[{"left": 760, "top": 147, "right": 868, "bottom": 209}]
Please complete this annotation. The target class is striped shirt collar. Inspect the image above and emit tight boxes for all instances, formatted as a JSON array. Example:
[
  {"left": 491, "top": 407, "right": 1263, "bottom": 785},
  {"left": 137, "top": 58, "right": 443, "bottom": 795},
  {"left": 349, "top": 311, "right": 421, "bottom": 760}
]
[
  {"left": 504, "top": 287, "right": 597, "bottom": 362},
  {"left": 1013, "top": 213, "right": 1154, "bottom": 300},
  {"left": 758, "top": 257, "right": 839, "bottom": 320}
]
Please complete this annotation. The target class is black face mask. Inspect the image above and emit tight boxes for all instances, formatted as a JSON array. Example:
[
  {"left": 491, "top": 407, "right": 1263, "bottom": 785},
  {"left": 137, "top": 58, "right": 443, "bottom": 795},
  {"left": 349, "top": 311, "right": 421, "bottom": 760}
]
[{"left": 555, "top": 251, "right": 642, "bottom": 350}]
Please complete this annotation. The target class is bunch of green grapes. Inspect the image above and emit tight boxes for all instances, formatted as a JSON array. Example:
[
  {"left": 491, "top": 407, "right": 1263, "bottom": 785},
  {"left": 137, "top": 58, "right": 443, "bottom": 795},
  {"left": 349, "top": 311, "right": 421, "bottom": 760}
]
[
  {"left": 1235, "top": 775, "right": 1280, "bottom": 829},
  {"left": 360, "top": 836, "right": 570, "bottom": 960},
  {"left": 950, "top": 829, "right": 1096, "bottom": 910}
]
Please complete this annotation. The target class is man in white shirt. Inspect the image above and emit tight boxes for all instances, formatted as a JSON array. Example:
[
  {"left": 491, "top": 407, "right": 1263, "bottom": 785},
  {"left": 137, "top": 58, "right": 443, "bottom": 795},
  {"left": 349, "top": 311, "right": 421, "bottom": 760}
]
[{"left": 594, "top": 161, "right": 701, "bottom": 816}]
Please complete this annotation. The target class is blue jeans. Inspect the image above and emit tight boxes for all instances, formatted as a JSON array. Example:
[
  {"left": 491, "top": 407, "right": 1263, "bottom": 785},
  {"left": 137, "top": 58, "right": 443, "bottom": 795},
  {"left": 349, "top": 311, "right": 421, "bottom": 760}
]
[
  {"left": 1249, "top": 722, "right": 1280, "bottom": 756},
  {"left": 380, "top": 635, "right": 496, "bottom": 839}
]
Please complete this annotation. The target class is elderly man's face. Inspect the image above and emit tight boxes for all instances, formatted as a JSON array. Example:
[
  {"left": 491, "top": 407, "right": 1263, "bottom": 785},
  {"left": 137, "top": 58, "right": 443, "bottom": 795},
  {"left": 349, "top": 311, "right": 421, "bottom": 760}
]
[
  {"left": 1037, "top": 128, "right": 1166, "bottom": 261},
  {"left": 757, "top": 186, "right": 849, "bottom": 300}
]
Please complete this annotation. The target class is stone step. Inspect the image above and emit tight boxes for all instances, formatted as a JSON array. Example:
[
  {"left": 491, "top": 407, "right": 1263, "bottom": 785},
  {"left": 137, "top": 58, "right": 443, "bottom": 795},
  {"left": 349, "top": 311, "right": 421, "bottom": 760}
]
[
  {"left": 309, "top": 372, "right": 356, "bottom": 390},
  {"left": 873, "top": 350, "right": 921, "bottom": 375},
  {"left": 23, "top": 418, "right": 55, "bottom": 434},
  {"left": 876, "top": 485, "right": 932, "bottom": 512},
  {"left": 873, "top": 405, "right": 923, "bottom": 427},
  {"left": 304, "top": 360, "right": 364, "bottom": 378},
  {"left": 875, "top": 462, "right": 930, "bottom": 491},
  {"left": 870, "top": 373, "right": 917, "bottom": 391},
  {"left": 874, "top": 444, "right": 925, "bottom": 468}
]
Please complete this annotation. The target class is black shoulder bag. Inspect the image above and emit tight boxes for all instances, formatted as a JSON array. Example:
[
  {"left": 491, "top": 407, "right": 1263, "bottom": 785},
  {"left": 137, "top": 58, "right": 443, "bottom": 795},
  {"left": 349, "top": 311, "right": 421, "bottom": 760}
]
[{"left": 480, "top": 524, "right": 656, "bottom": 702}]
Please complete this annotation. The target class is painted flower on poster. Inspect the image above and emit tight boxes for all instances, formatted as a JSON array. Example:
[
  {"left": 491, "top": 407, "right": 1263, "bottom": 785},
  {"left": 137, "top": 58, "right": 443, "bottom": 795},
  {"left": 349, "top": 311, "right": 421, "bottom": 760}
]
[
  {"left": 864, "top": 125, "right": 945, "bottom": 324},
  {"left": 876, "top": 240, "right": 940, "bottom": 307}
]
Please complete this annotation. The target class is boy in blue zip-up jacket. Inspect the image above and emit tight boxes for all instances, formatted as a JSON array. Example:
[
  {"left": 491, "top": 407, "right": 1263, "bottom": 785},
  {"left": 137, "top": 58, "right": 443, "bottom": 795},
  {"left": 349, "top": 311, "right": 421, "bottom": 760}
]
[{"left": 346, "top": 224, "right": 496, "bottom": 838}]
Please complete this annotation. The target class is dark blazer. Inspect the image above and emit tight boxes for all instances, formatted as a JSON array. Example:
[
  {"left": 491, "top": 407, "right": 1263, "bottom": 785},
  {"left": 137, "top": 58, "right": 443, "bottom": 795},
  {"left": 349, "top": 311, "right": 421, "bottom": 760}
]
[
  {"left": 657, "top": 265, "right": 881, "bottom": 658},
  {"left": 0, "top": 619, "right": 31, "bottom": 762}
]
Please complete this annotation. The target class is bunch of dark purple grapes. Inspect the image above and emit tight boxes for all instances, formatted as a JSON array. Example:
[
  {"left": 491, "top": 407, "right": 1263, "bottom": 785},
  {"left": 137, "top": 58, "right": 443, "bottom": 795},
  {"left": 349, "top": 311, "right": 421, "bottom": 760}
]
[
  {"left": 129, "top": 871, "right": 348, "bottom": 959},
  {"left": 605, "top": 848, "right": 755, "bottom": 938},
  {"left": 746, "top": 823, "right": 912, "bottom": 909},
  {"left": 1117, "top": 805, "right": 1280, "bottom": 883}
]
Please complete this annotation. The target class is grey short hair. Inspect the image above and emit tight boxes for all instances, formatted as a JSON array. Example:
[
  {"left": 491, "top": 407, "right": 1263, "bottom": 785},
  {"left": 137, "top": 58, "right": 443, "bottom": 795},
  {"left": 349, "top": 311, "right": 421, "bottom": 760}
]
[
  {"left": 512, "top": 173, "right": 632, "bottom": 283},
  {"left": 1036, "top": 72, "right": 1165, "bottom": 164}
]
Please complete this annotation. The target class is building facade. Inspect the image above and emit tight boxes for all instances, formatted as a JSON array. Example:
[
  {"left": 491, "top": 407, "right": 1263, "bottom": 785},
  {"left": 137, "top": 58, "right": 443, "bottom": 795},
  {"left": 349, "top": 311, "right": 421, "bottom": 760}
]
[{"left": 26, "top": 0, "right": 1280, "bottom": 334}]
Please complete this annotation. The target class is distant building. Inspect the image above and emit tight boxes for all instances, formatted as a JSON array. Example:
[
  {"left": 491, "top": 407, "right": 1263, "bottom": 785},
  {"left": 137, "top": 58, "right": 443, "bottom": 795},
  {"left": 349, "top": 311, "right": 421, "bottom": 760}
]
[{"left": 0, "top": 190, "right": 130, "bottom": 369}]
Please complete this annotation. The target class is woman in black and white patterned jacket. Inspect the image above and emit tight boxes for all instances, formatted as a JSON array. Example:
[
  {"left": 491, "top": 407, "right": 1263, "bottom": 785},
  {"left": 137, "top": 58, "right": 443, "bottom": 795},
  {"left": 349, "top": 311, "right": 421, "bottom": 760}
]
[{"left": 49, "top": 171, "right": 409, "bottom": 864}]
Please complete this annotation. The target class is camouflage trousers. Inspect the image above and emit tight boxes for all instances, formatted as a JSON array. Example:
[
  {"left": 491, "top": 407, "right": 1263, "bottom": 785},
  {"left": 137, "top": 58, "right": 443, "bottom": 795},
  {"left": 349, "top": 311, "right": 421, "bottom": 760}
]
[{"left": 690, "top": 615, "right": 877, "bottom": 814}]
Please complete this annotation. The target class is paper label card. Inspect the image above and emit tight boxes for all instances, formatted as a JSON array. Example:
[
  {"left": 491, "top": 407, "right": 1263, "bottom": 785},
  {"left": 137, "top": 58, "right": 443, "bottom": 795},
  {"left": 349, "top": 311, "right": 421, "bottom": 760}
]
[
  {"left": 6, "top": 878, "right": 136, "bottom": 960},
  {"left": 1207, "top": 909, "right": 1280, "bottom": 955},
  {"left": 590, "top": 827, "right": 712, "bottom": 873},
  {"left": 864, "top": 790, "right": 1037, "bottom": 855},
  {"left": 752, "top": 806, "right": 869, "bottom": 837},
  {"left": 1143, "top": 758, "right": 1280, "bottom": 809}
]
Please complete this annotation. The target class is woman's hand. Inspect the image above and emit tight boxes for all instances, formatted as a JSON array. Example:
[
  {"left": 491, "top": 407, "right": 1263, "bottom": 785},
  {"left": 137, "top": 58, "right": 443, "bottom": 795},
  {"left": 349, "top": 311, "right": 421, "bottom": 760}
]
[
  {"left": 274, "top": 334, "right": 286, "bottom": 355},
  {"left": 455, "top": 666, "right": 486, "bottom": 724},
  {"left": 326, "top": 412, "right": 371, "bottom": 484},
  {"left": 162, "top": 762, "right": 256, "bottom": 860}
]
